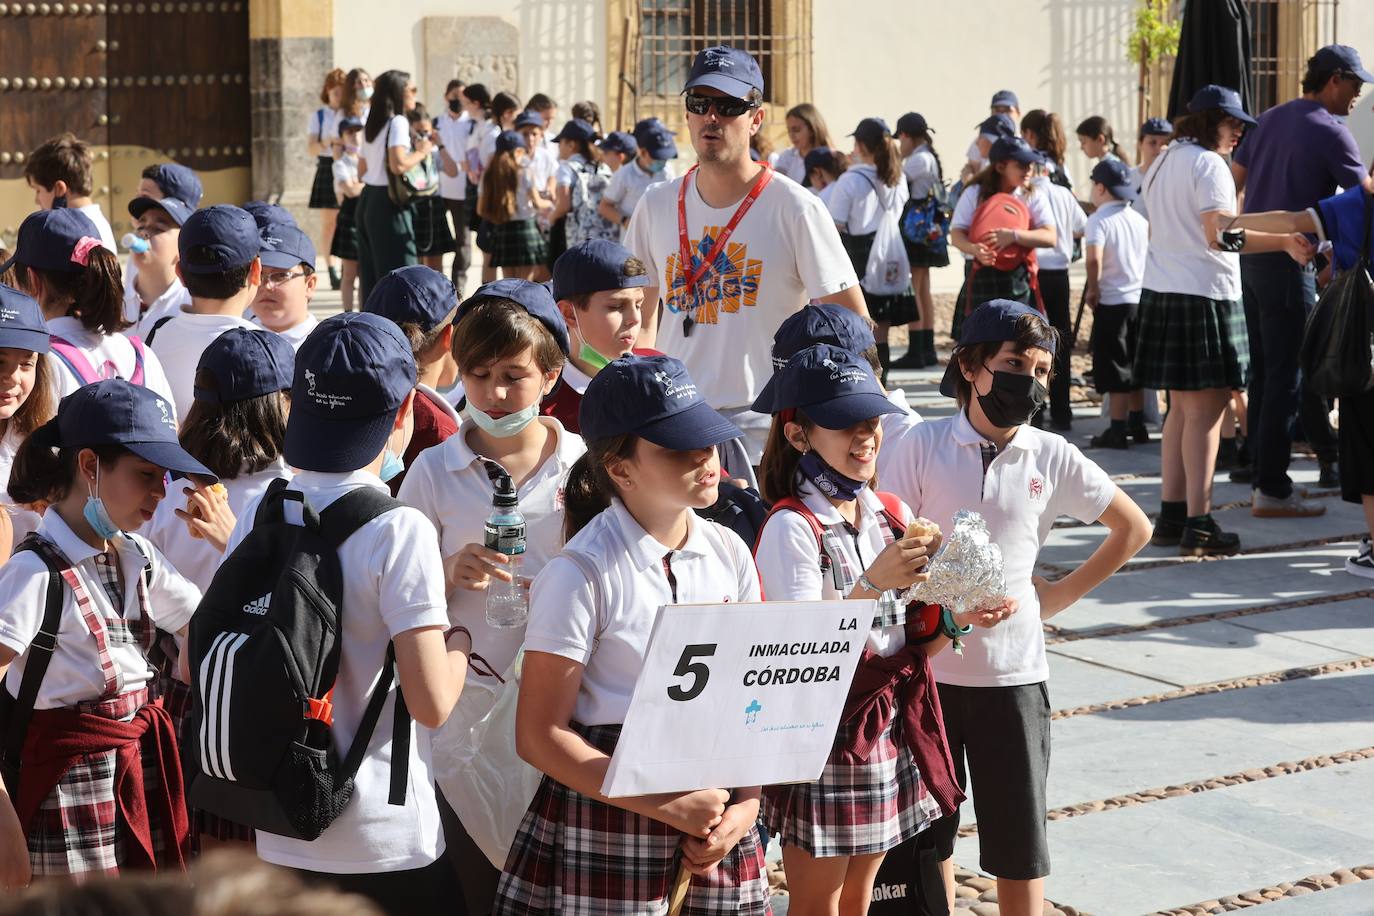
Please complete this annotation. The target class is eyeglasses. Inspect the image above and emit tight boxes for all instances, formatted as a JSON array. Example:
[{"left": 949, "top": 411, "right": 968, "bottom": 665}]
[
  {"left": 684, "top": 92, "right": 759, "bottom": 118},
  {"left": 262, "top": 269, "right": 306, "bottom": 289}
]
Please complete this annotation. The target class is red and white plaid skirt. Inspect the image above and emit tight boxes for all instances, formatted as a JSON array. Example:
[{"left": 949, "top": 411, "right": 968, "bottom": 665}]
[
  {"left": 495, "top": 723, "right": 772, "bottom": 916},
  {"left": 761, "top": 712, "right": 943, "bottom": 858}
]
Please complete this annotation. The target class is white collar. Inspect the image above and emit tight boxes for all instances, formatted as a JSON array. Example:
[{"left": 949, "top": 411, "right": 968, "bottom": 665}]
[
  {"left": 950, "top": 409, "right": 1032, "bottom": 451},
  {"left": 609, "top": 498, "right": 713, "bottom": 572},
  {"left": 797, "top": 479, "right": 885, "bottom": 527},
  {"left": 443, "top": 415, "right": 579, "bottom": 474},
  {"left": 290, "top": 468, "right": 389, "bottom": 491}
]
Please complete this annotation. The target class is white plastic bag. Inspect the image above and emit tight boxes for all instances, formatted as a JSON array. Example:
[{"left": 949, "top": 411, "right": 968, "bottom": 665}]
[{"left": 864, "top": 184, "right": 912, "bottom": 297}]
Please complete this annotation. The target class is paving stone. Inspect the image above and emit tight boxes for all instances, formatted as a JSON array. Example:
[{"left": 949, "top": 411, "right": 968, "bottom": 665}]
[
  {"left": 1224, "top": 600, "right": 1374, "bottom": 657},
  {"left": 1046, "top": 652, "right": 1178, "bottom": 710}
]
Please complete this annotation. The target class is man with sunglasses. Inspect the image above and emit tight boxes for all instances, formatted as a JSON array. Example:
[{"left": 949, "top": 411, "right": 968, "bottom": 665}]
[
  {"left": 1229, "top": 44, "right": 1373, "bottom": 517},
  {"left": 625, "top": 44, "right": 869, "bottom": 468}
]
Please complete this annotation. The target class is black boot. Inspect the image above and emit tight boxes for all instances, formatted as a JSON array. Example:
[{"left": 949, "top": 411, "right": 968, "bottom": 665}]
[
  {"left": 922, "top": 329, "right": 939, "bottom": 367},
  {"left": 1152, "top": 500, "right": 1187, "bottom": 546},
  {"left": 1180, "top": 514, "right": 1241, "bottom": 557}
]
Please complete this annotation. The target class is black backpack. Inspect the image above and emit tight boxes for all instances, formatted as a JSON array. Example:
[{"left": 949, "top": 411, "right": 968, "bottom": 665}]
[{"left": 186, "top": 478, "right": 411, "bottom": 841}]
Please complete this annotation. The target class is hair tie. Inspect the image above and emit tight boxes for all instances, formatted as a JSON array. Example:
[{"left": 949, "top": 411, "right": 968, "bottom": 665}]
[{"left": 70, "top": 236, "right": 102, "bottom": 267}]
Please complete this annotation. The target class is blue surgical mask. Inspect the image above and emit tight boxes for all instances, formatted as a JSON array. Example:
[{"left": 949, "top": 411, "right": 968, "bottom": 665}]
[
  {"left": 797, "top": 449, "right": 866, "bottom": 502},
  {"left": 467, "top": 402, "right": 540, "bottom": 438},
  {"left": 379, "top": 449, "right": 405, "bottom": 482},
  {"left": 83, "top": 466, "right": 122, "bottom": 540},
  {"left": 646, "top": 158, "right": 667, "bottom": 174}
]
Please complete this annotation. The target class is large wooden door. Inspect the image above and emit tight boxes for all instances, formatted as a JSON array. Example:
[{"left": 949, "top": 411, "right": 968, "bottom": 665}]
[{"left": 0, "top": 2, "right": 251, "bottom": 247}]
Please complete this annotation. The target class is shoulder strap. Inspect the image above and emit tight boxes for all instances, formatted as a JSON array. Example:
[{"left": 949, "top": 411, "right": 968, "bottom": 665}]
[
  {"left": 2, "top": 537, "right": 67, "bottom": 778},
  {"left": 143, "top": 316, "right": 175, "bottom": 347},
  {"left": 127, "top": 335, "right": 146, "bottom": 386},
  {"left": 317, "top": 486, "right": 403, "bottom": 548},
  {"left": 875, "top": 491, "right": 907, "bottom": 536},
  {"left": 755, "top": 497, "right": 829, "bottom": 575},
  {"left": 47, "top": 336, "right": 100, "bottom": 386}
]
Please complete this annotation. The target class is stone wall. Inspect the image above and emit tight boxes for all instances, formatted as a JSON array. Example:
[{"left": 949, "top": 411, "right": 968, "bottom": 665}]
[{"left": 422, "top": 16, "right": 520, "bottom": 102}]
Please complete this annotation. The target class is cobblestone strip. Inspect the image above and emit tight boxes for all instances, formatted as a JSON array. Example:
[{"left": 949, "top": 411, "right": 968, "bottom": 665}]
[
  {"left": 1050, "top": 488, "right": 1340, "bottom": 529},
  {"left": 1149, "top": 864, "right": 1374, "bottom": 914}
]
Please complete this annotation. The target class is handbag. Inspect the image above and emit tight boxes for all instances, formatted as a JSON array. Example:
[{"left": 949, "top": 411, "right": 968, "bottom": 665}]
[
  {"left": 1301, "top": 189, "right": 1374, "bottom": 397},
  {"left": 386, "top": 121, "right": 440, "bottom": 208}
]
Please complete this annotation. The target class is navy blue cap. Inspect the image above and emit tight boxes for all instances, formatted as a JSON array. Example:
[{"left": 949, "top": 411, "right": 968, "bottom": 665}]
[
  {"left": 241, "top": 201, "right": 297, "bottom": 230},
  {"left": 1312, "top": 44, "right": 1374, "bottom": 83},
  {"left": 939, "top": 299, "right": 1055, "bottom": 397},
  {"left": 850, "top": 117, "right": 891, "bottom": 148},
  {"left": 338, "top": 116, "right": 364, "bottom": 133},
  {"left": 580, "top": 354, "right": 742, "bottom": 450},
  {"left": 633, "top": 118, "right": 678, "bottom": 160},
  {"left": 977, "top": 113, "right": 1016, "bottom": 139},
  {"left": 552, "top": 239, "right": 651, "bottom": 300},
  {"left": 895, "top": 112, "right": 932, "bottom": 137},
  {"left": 0, "top": 208, "right": 103, "bottom": 275},
  {"left": 285, "top": 312, "right": 418, "bottom": 473},
  {"left": 553, "top": 118, "right": 597, "bottom": 143},
  {"left": 514, "top": 110, "right": 545, "bottom": 130},
  {"left": 495, "top": 130, "right": 528, "bottom": 154},
  {"left": 1140, "top": 116, "right": 1172, "bottom": 137},
  {"left": 146, "top": 163, "right": 203, "bottom": 208},
  {"left": 771, "top": 303, "right": 875, "bottom": 370},
  {"left": 128, "top": 194, "right": 195, "bottom": 227},
  {"left": 194, "top": 327, "right": 295, "bottom": 404},
  {"left": 803, "top": 146, "right": 840, "bottom": 176},
  {"left": 364, "top": 265, "right": 458, "bottom": 333},
  {"left": 990, "top": 90, "right": 1020, "bottom": 110},
  {"left": 989, "top": 136, "right": 1045, "bottom": 165},
  {"left": 178, "top": 205, "right": 261, "bottom": 275},
  {"left": 0, "top": 284, "right": 51, "bottom": 354},
  {"left": 259, "top": 221, "right": 317, "bottom": 270},
  {"left": 752, "top": 344, "right": 899, "bottom": 429},
  {"left": 35, "top": 379, "right": 214, "bottom": 480},
  {"left": 458, "top": 278, "right": 570, "bottom": 354},
  {"left": 599, "top": 131, "right": 638, "bottom": 156},
  {"left": 1187, "top": 84, "right": 1257, "bottom": 126},
  {"left": 1090, "top": 159, "right": 1137, "bottom": 201},
  {"left": 683, "top": 45, "right": 764, "bottom": 99}
]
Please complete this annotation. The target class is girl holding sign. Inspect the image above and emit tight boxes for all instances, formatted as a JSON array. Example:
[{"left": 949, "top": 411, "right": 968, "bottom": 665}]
[
  {"left": 496, "top": 354, "right": 770, "bottom": 916},
  {"left": 751, "top": 343, "right": 1012, "bottom": 916}
]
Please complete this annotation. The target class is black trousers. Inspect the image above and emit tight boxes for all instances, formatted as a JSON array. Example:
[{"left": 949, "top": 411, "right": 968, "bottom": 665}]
[
  {"left": 291, "top": 856, "right": 466, "bottom": 916},
  {"left": 1039, "top": 268, "right": 1074, "bottom": 425},
  {"left": 444, "top": 196, "right": 473, "bottom": 289}
]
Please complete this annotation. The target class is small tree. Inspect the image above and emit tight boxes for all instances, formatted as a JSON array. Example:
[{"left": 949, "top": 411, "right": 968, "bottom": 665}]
[{"left": 1128, "top": 0, "right": 1183, "bottom": 124}]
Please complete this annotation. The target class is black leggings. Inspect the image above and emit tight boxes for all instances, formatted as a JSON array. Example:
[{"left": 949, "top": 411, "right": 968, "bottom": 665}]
[{"left": 1038, "top": 268, "right": 1074, "bottom": 425}]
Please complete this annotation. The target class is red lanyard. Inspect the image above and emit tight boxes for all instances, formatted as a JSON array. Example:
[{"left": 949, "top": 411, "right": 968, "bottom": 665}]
[{"left": 676, "top": 162, "right": 773, "bottom": 328}]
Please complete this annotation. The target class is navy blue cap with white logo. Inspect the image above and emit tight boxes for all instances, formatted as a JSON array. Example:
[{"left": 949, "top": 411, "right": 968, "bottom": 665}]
[
  {"left": 1090, "top": 159, "right": 1137, "bottom": 201},
  {"left": 514, "top": 110, "right": 545, "bottom": 130},
  {"left": 242, "top": 201, "right": 297, "bottom": 230},
  {"left": 364, "top": 265, "right": 458, "bottom": 333},
  {"left": 977, "top": 113, "right": 1016, "bottom": 139},
  {"left": 0, "top": 208, "right": 103, "bottom": 275},
  {"left": 178, "top": 205, "right": 261, "bottom": 275},
  {"left": 633, "top": 118, "right": 678, "bottom": 160},
  {"left": 339, "top": 116, "right": 364, "bottom": 134},
  {"left": 895, "top": 112, "right": 932, "bottom": 137},
  {"left": 683, "top": 45, "right": 764, "bottom": 99},
  {"left": 990, "top": 89, "right": 1020, "bottom": 110},
  {"left": 1312, "top": 44, "right": 1374, "bottom": 83},
  {"left": 552, "top": 240, "right": 650, "bottom": 301},
  {"left": 989, "top": 136, "right": 1045, "bottom": 165},
  {"left": 259, "top": 221, "right": 317, "bottom": 271},
  {"left": 284, "top": 312, "right": 418, "bottom": 473},
  {"left": 34, "top": 379, "right": 214, "bottom": 480},
  {"left": 553, "top": 119, "right": 597, "bottom": 144},
  {"left": 458, "top": 277, "right": 570, "bottom": 354},
  {"left": 1187, "top": 84, "right": 1257, "bottom": 126},
  {"left": 939, "top": 299, "right": 1055, "bottom": 397},
  {"left": 771, "top": 303, "right": 875, "bottom": 370},
  {"left": 495, "top": 130, "right": 528, "bottom": 154},
  {"left": 753, "top": 344, "right": 900, "bottom": 429},
  {"left": 803, "top": 146, "right": 839, "bottom": 176},
  {"left": 849, "top": 117, "right": 892, "bottom": 148},
  {"left": 599, "top": 131, "right": 638, "bottom": 156},
  {"left": 580, "top": 354, "right": 742, "bottom": 450},
  {"left": 146, "top": 163, "right": 203, "bottom": 208},
  {"left": 0, "top": 284, "right": 51, "bottom": 354},
  {"left": 129, "top": 194, "right": 195, "bottom": 227},
  {"left": 1140, "top": 116, "right": 1172, "bottom": 137},
  {"left": 194, "top": 327, "right": 295, "bottom": 404}
]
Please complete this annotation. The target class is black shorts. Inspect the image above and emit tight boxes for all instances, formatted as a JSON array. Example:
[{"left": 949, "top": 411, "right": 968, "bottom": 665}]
[
  {"left": 1339, "top": 388, "right": 1374, "bottom": 503},
  {"left": 1090, "top": 302, "right": 1140, "bottom": 393},
  {"left": 927, "top": 682, "right": 1052, "bottom": 880}
]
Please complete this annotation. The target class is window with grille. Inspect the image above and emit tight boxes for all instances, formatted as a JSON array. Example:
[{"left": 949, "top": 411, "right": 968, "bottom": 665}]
[{"left": 1245, "top": 0, "right": 1339, "bottom": 114}]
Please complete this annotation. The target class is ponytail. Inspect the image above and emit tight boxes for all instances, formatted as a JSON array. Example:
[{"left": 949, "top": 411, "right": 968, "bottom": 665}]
[
  {"left": 22, "top": 247, "right": 127, "bottom": 335},
  {"left": 562, "top": 434, "right": 638, "bottom": 543},
  {"left": 1075, "top": 115, "right": 1130, "bottom": 166},
  {"left": 872, "top": 136, "right": 902, "bottom": 187},
  {"left": 8, "top": 427, "right": 125, "bottom": 507},
  {"left": 923, "top": 133, "right": 945, "bottom": 182},
  {"left": 478, "top": 150, "right": 520, "bottom": 223}
]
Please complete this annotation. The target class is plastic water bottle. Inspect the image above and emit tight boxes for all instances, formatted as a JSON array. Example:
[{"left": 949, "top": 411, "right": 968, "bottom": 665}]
[
  {"left": 120, "top": 232, "right": 150, "bottom": 254},
  {"left": 484, "top": 474, "right": 528, "bottom": 629}
]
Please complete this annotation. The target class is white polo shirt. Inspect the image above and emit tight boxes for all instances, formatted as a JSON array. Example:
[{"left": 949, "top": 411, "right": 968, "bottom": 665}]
[
  {"left": 903, "top": 146, "right": 941, "bottom": 201},
  {"left": 123, "top": 271, "right": 191, "bottom": 334},
  {"left": 1084, "top": 201, "right": 1149, "bottom": 305},
  {"left": 361, "top": 115, "right": 409, "bottom": 188},
  {"left": 228, "top": 469, "right": 449, "bottom": 874},
  {"left": 949, "top": 184, "right": 1054, "bottom": 262},
  {"left": 882, "top": 387, "right": 922, "bottom": 440},
  {"left": 76, "top": 203, "right": 118, "bottom": 254},
  {"left": 145, "top": 458, "right": 292, "bottom": 592},
  {"left": 46, "top": 316, "right": 178, "bottom": 417},
  {"left": 0, "top": 510, "right": 201, "bottom": 709},
  {"left": 524, "top": 500, "right": 760, "bottom": 726},
  {"left": 878, "top": 411, "right": 1115, "bottom": 687},
  {"left": 149, "top": 309, "right": 257, "bottom": 420},
  {"left": 602, "top": 159, "right": 671, "bottom": 222},
  {"left": 1031, "top": 176, "right": 1087, "bottom": 271},
  {"left": 826, "top": 164, "right": 909, "bottom": 236},
  {"left": 397, "top": 416, "right": 585, "bottom": 677},
  {"left": 754, "top": 481, "right": 911, "bottom": 657},
  {"left": 250, "top": 312, "right": 318, "bottom": 352},
  {"left": 1137, "top": 139, "right": 1240, "bottom": 300},
  {"left": 436, "top": 111, "right": 474, "bottom": 200},
  {"left": 768, "top": 147, "right": 807, "bottom": 184},
  {"left": 0, "top": 427, "right": 39, "bottom": 547}
]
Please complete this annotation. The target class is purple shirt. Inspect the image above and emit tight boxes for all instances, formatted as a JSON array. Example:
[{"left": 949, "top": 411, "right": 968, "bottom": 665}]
[{"left": 1234, "top": 98, "right": 1366, "bottom": 213}]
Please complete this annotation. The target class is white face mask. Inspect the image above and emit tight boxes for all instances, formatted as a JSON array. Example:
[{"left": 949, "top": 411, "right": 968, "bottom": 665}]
[{"left": 467, "top": 402, "right": 540, "bottom": 438}]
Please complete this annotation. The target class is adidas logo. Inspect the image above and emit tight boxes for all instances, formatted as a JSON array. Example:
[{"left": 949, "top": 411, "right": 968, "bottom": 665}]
[{"left": 243, "top": 593, "right": 272, "bottom": 616}]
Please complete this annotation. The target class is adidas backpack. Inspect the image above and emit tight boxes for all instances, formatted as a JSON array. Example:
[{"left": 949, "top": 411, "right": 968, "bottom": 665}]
[{"left": 187, "top": 477, "right": 411, "bottom": 840}]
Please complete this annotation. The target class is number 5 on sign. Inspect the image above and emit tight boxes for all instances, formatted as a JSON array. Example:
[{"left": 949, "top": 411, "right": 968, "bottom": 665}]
[{"left": 601, "top": 600, "right": 872, "bottom": 798}]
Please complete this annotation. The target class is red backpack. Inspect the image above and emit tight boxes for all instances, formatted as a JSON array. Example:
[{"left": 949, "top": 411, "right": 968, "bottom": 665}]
[{"left": 965, "top": 191, "right": 1043, "bottom": 315}]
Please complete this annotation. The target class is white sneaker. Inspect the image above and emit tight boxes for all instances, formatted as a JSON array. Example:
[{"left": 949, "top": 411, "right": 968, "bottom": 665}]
[
  {"left": 1252, "top": 488, "right": 1326, "bottom": 518},
  {"left": 1348, "top": 537, "right": 1374, "bottom": 580}
]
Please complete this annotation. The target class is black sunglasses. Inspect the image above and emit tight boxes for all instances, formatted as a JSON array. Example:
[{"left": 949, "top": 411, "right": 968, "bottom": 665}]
[{"left": 684, "top": 92, "right": 759, "bottom": 118}]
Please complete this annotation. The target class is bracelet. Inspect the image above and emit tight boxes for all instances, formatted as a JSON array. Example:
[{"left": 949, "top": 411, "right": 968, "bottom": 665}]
[
  {"left": 857, "top": 572, "right": 883, "bottom": 595},
  {"left": 1011, "top": 229, "right": 1021, "bottom": 245},
  {"left": 443, "top": 624, "right": 471, "bottom": 645},
  {"left": 941, "top": 607, "right": 973, "bottom": 656}
]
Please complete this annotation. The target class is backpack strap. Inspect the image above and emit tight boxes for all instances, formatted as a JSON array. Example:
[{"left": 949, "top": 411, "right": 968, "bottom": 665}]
[
  {"left": 47, "top": 336, "right": 101, "bottom": 386},
  {"left": 0, "top": 537, "right": 64, "bottom": 791},
  {"left": 126, "top": 335, "right": 147, "bottom": 386},
  {"left": 754, "top": 496, "right": 830, "bottom": 576},
  {"left": 874, "top": 491, "right": 907, "bottom": 539},
  {"left": 142, "top": 316, "right": 175, "bottom": 347}
]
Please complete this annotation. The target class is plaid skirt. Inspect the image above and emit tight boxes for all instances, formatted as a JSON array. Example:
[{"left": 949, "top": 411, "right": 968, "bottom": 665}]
[
  {"left": 308, "top": 156, "right": 338, "bottom": 209},
  {"left": 903, "top": 236, "right": 950, "bottom": 269},
  {"left": 761, "top": 711, "right": 943, "bottom": 858},
  {"left": 840, "top": 232, "right": 919, "bottom": 325},
  {"left": 1133, "top": 289, "right": 1250, "bottom": 391},
  {"left": 331, "top": 195, "right": 359, "bottom": 260},
  {"left": 495, "top": 723, "right": 771, "bottom": 916},
  {"left": 413, "top": 194, "right": 456, "bottom": 257},
  {"left": 953, "top": 262, "right": 1032, "bottom": 339},
  {"left": 487, "top": 218, "right": 549, "bottom": 268}
]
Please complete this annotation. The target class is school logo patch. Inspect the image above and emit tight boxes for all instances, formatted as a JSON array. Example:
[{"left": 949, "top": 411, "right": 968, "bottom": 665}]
[
  {"left": 1029, "top": 477, "right": 1045, "bottom": 500},
  {"left": 663, "top": 228, "right": 763, "bottom": 328}
]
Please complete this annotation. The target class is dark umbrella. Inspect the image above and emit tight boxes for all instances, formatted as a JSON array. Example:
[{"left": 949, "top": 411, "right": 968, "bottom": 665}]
[{"left": 1167, "top": 0, "right": 1254, "bottom": 119}]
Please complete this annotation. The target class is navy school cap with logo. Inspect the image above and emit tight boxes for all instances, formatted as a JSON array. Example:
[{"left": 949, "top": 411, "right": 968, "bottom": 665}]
[
  {"left": 147, "top": 163, "right": 203, "bottom": 208},
  {"left": 770, "top": 303, "right": 875, "bottom": 371},
  {"left": 552, "top": 239, "right": 650, "bottom": 301},
  {"left": 895, "top": 112, "right": 933, "bottom": 138},
  {"left": 30, "top": 378, "right": 214, "bottom": 480},
  {"left": 178, "top": 205, "right": 261, "bottom": 275},
  {"left": 632, "top": 119, "right": 678, "bottom": 160},
  {"left": 258, "top": 221, "right": 317, "bottom": 271},
  {"left": 1140, "top": 117, "right": 1172, "bottom": 137},
  {"left": 752, "top": 343, "right": 899, "bottom": 429},
  {"left": 553, "top": 118, "right": 597, "bottom": 144},
  {"left": 284, "top": 312, "right": 417, "bottom": 473},
  {"left": 598, "top": 131, "right": 638, "bottom": 157},
  {"left": 580, "top": 354, "right": 742, "bottom": 450},
  {"left": 129, "top": 193, "right": 195, "bottom": 227},
  {"left": 939, "top": 299, "right": 1055, "bottom": 397},
  {"left": 457, "top": 277, "right": 570, "bottom": 354},
  {"left": 989, "top": 136, "right": 1046, "bottom": 165},
  {"left": 1312, "top": 44, "right": 1374, "bottom": 83},
  {"left": 1187, "top": 84, "right": 1257, "bottom": 126},
  {"left": 683, "top": 45, "right": 764, "bottom": 99},
  {"left": 0, "top": 208, "right": 103, "bottom": 275},
  {"left": 514, "top": 110, "right": 545, "bottom": 130},
  {"left": 194, "top": 327, "right": 295, "bottom": 404},
  {"left": 977, "top": 113, "right": 1017, "bottom": 139},
  {"left": 495, "top": 130, "right": 529, "bottom": 154},
  {"left": 1090, "top": 159, "right": 1137, "bottom": 201},
  {"left": 0, "top": 284, "right": 51, "bottom": 354},
  {"left": 364, "top": 264, "right": 458, "bottom": 334},
  {"left": 803, "top": 146, "right": 840, "bottom": 177},
  {"left": 242, "top": 200, "right": 297, "bottom": 230}
]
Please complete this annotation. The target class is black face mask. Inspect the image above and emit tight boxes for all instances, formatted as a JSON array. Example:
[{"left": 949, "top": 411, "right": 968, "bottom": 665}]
[
  {"left": 448, "top": 98, "right": 464, "bottom": 113},
  {"left": 976, "top": 369, "right": 1047, "bottom": 428}
]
